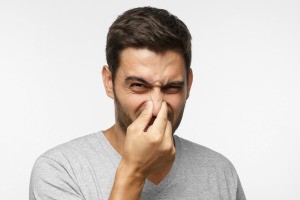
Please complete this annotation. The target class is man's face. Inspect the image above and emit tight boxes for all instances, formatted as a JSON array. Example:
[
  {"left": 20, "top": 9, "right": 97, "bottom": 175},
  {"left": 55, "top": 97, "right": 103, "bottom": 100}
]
[{"left": 109, "top": 47, "right": 192, "bottom": 133}]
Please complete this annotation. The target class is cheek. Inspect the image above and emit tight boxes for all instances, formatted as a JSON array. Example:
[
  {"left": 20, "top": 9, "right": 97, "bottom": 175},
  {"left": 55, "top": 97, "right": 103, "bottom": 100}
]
[{"left": 164, "top": 95, "right": 186, "bottom": 113}]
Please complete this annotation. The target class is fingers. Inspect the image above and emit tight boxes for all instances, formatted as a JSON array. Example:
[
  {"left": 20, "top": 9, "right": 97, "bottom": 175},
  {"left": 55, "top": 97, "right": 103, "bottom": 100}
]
[
  {"left": 164, "top": 121, "right": 175, "bottom": 156},
  {"left": 129, "top": 100, "right": 153, "bottom": 132},
  {"left": 151, "top": 101, "right": 168, "bottom": 133},
  {"left": 129, "top": 100, "right": 169, "bottom": 137},
  {"left": 164, "top": 121, "right": 173, "bottom": 139}
]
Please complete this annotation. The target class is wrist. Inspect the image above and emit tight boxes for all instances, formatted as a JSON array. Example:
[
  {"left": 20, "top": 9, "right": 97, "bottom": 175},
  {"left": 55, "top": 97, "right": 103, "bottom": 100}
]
[
  {"left": 115, "top": 159, "right": 146, "bottom": 188},
  {"left": 109, "top": 160, "right": 146, "bottom": 200}
]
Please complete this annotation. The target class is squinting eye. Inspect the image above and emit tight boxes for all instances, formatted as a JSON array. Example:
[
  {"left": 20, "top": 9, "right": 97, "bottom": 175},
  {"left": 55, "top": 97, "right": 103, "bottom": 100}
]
[
  {"left": 130, "top": 83, "right": 149, "bottom": 92},
  {"left": 163, "top": 86, "right": 183, "bottom": 94},
  {"left": 131, "top": 83, "right": 144, "bottom": 88}
]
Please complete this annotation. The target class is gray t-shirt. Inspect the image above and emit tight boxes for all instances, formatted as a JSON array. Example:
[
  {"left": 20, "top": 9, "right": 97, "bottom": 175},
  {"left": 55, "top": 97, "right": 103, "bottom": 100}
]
[{"left": 30, "top": 132, "right": 246, "bottom": 200}]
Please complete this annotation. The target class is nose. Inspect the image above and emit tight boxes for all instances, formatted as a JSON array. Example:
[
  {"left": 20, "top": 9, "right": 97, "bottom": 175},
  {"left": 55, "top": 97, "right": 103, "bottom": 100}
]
[{"left": 151, "top": 88, "right": 163, "bottom": 117}]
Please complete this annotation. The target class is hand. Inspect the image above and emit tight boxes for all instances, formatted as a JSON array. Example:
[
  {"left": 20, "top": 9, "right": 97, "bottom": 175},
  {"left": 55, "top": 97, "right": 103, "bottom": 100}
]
[
  {"left": 109, "top": 101, "right": 175, "bottom": 200},
  {"left": 122, "top": 100, "right": 176, "bottom": 178}
]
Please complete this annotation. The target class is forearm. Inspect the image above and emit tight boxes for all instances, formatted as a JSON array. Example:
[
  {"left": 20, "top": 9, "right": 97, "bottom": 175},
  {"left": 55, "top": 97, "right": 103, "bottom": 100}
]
[{"left": 109, "top": 160, "right": 146, "bottom": 200}]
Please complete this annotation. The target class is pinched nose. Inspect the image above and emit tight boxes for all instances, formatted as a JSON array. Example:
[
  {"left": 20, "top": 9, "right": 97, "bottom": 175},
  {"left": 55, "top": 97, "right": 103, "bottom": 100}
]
[{"left": 151, "top": 88, "right": 163, "bottom": 117}]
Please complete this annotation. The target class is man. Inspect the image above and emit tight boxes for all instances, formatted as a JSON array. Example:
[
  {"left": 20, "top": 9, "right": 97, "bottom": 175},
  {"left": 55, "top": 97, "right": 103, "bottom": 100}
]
[{"left": 30, "top": 7, "right": 246, "bottom": 200}]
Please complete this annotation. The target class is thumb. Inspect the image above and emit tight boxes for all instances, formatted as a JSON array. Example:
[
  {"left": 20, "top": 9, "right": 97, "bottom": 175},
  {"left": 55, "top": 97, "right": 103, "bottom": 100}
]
[{"left": 130, "top": 100, "right": 153, "bottom": 132}]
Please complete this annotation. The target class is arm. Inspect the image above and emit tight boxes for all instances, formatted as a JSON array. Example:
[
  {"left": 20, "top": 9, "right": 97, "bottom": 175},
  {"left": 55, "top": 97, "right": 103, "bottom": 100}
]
[
  {"left": 108, "top": 161, "right": 145, "bottom": 200},
  {"left": 109, "top": 101, "right": 175, "bottom": 200}
]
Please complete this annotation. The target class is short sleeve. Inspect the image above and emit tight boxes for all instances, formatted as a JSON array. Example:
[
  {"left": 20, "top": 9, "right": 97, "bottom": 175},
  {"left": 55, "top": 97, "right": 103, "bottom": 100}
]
[
  {"left": 236, "top": 176, "right": 246, "bottom": 200},
  {"left": 29, "top": 156, "right": 84, "bottom": 200}
]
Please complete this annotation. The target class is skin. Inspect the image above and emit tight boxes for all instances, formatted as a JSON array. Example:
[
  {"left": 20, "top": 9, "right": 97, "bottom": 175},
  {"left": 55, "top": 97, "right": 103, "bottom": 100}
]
[{"left": 102, "top": 47, "right": 193, "bottom": 200}]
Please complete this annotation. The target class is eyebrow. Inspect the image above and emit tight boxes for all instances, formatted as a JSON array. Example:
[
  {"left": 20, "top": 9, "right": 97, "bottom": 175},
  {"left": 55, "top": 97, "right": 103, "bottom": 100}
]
[
  {"left": 125, "top": 76, "right": 150, "bottom": 85},
  {"left": 164, "top": 81, "right": 185, "bottom": 87},
  {"left": 124, "top": 76, "right": 185, "bottom": 87}
]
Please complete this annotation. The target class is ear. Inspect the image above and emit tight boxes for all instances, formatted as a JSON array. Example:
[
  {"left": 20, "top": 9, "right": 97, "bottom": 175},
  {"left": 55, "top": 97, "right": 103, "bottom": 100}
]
[
  {"left": 102, "top": 65, "right": 114, "bottom": 99},
  {"left": 186, "top": 68, "right": 193, "bottom": 99}
]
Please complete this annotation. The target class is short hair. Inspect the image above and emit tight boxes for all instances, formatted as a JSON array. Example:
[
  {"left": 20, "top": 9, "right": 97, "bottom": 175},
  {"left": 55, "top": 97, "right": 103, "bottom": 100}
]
[{"left": 106, "top": 6, "right": 192, "bottom": 81}]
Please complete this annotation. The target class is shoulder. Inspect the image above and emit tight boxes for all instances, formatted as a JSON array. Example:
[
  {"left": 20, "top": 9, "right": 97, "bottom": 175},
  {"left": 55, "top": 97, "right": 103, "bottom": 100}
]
[
  {"left": 31, "top": 132, "right": 104, "bottom": 183},
  {"left": 32, "top": 132, "right": 100, "bottom": 173},
  {"left": 174, "top": 136, "right": 246, "bottom": 199},
  {"left": 175, "top": 135, "right": 237, "bottom": 172},
  {"left": 30, "top": 132, "right": 102, "bottom": 199},
  {"left": 39, "top": 132, "right": 100, "bottom": 162}
]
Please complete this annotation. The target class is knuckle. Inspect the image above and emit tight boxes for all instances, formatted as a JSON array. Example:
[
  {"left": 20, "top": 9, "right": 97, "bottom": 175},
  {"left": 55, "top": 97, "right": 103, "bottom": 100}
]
[
  {"left": 150, "top": 135, "right": 162, "bottom": 144},
  {"left": 168, "top": 146, "right": 176, "bottom": 158},
  {"left": 164, "top": 142, "right": 174, "bottom": 153},
  {"left": 171, "top": 147, "right": 176, "bottom": 156}
]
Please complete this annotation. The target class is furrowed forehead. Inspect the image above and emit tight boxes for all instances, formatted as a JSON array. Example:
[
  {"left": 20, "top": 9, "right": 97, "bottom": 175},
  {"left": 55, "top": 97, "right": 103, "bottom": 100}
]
[{"left": 116, "top": 48, "right": 187, "bottom": 83}]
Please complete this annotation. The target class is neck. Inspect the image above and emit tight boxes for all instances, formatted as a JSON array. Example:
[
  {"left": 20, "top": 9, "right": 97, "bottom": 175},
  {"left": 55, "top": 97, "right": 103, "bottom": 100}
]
[{"left": 102, "top": 124, "right": 126, "bottom": 156}]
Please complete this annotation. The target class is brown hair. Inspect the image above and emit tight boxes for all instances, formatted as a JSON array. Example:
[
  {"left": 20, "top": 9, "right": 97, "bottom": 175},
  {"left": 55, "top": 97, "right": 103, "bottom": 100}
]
[{"left": 106, "top": 6, "right": 192, "bottom": 81}]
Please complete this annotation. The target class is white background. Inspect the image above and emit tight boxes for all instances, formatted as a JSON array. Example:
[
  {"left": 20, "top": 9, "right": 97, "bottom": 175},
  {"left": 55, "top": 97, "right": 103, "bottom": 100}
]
[{"left": 1, "top": 0, "right": 299, "bottom": 199}]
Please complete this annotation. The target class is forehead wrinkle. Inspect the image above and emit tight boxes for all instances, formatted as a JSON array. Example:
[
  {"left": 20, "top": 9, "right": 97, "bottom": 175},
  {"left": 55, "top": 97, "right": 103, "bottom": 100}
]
[
  {"left": 118, "top": 49, "right": 186, "bottom": 86},
  {"left": 119, "top": 65, "right": 186, "bottom": 87},
  {"left": 124, "top": 76, "right": 150, "bottom": 85}
]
